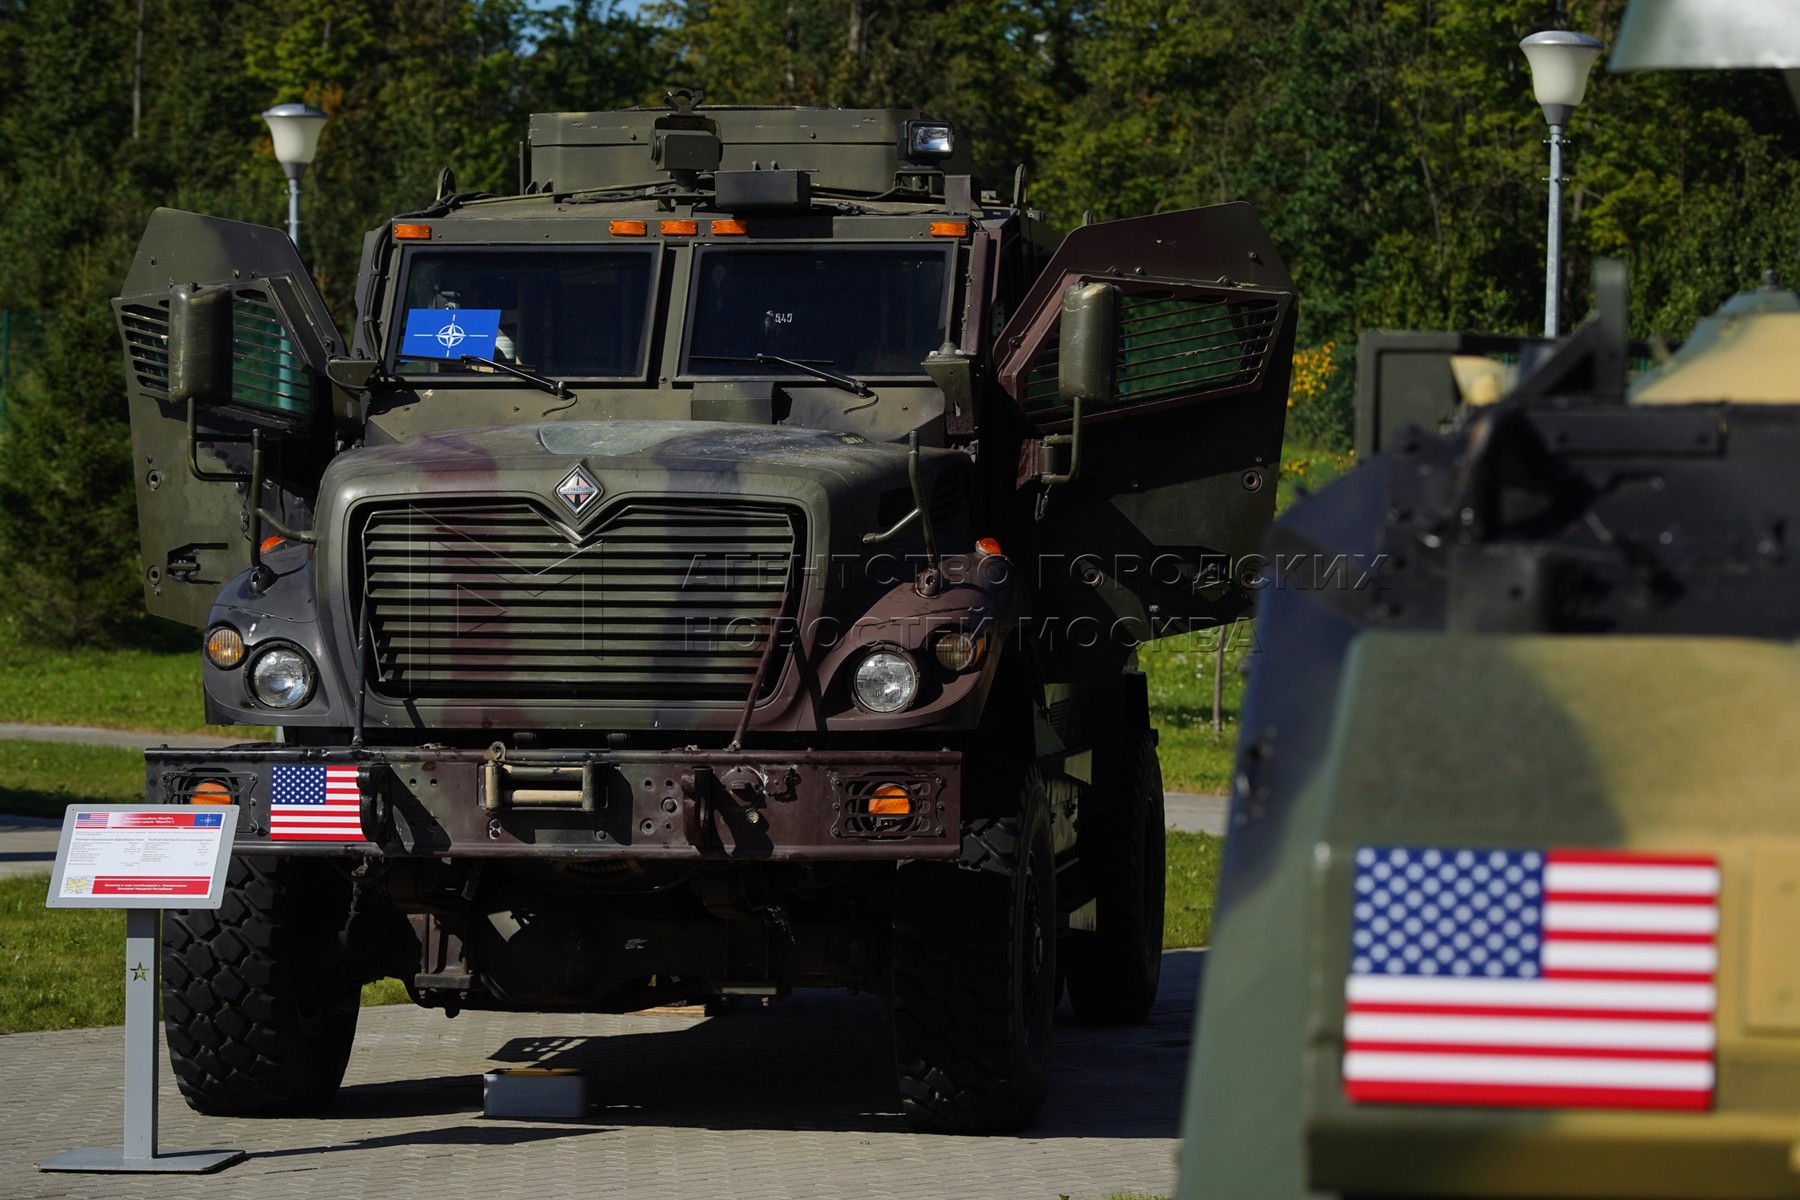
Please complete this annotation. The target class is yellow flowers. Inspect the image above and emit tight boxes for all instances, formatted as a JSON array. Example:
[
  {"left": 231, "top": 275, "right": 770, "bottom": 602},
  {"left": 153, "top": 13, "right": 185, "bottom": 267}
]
[{"left": 1287, "top": 339, "right": 1337, "bottom": 410}]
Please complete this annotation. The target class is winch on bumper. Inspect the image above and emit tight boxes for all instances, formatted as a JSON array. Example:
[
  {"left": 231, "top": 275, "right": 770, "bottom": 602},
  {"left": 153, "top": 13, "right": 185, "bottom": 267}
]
[{"left": 146, "top": 745, "right": 961, "bottom": 860}]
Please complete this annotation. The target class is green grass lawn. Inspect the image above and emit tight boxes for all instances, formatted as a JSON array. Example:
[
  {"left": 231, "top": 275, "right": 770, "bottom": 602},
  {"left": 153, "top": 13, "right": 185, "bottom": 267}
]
[
  {"left": 0, "top": 740, "right": 145, "bottom": 818},
  {"left": 1164, "top": 830, "right": 1223, "bottom": 949},
  {"left": 1142, "top": 627, "right": 1254, "bottom": 794},
  {"left": 0, "top": 876, "right": 125, "bottom": 1032},
  {"left": 0, "top": 641, "right": 269, "bottom": 739}
]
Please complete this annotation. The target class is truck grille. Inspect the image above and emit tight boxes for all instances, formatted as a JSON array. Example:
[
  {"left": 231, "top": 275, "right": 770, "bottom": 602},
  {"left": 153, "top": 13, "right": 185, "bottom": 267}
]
[{"left": 358, "top": 500, "right": 801, "bottom": 701}]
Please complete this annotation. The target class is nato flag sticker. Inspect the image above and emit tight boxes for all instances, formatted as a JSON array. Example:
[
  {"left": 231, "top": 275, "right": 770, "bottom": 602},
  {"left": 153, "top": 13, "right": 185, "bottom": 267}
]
[{"left": 402, "top": 308, "right": 502, "bottom": 359}]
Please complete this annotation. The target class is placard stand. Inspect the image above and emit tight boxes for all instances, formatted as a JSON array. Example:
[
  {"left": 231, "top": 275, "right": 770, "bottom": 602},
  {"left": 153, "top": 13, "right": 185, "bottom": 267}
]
[{"left": 38, "top": 805, "right": 245, "bottom": 1174}]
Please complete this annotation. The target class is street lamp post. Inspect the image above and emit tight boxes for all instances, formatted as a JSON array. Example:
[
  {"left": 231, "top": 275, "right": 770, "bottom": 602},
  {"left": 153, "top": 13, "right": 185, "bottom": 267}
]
[
  {"left": 260, "top": 103, "right": 329, "bottom": 252},
  {"left": 1520, "top": 31, "right": 1605, "bottom": 338}
]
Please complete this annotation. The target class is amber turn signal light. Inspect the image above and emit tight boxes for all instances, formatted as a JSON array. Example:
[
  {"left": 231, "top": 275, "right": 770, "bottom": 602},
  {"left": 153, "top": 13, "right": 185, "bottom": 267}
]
[
  {"left": 660, "top": 219, "right": 699, "bottom": 236},
  {"left": 868, "top": 785, "right": 912, "bottom": 816},
  {"left": 710, "top": 220, "right": 748, "bottom": 236},
  {"left": 933, "top": 629, "right": 984, "bottom": 673},
  {"left": 393, "top": 224, "right": 432, "bottom": 240},
  {"left": 189, "top": 780, "right": 233, "bottom": 805},
  {"left": 205, "top": 625, "right": 245, "bottom": 669},
  {"left": 929, "top": 221, "right": 968, "bottom": 238},
  {"left": 610, "top": 220, "right": 648, "bottom": 236}
]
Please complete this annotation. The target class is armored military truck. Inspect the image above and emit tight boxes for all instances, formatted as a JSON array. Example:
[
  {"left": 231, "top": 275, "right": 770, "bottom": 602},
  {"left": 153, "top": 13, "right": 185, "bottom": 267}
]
[
  {"left": 115, "top": 93, "right": 1296, "bottom": 1130},
  {"left": 1179, "top": 2, "right": 1800, "bottom": 1193}
]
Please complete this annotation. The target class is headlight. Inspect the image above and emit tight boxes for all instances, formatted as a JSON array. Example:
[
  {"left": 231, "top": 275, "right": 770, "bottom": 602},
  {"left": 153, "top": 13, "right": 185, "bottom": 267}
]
[
  {"left": 205, "top": 625, "right": 245, "bottom": 669},
  {"left": 853, "top": 649, "right": 919, "bottom": 714},
  {"left": 249, "top": 645, "right": 317, "bottom": 709}
]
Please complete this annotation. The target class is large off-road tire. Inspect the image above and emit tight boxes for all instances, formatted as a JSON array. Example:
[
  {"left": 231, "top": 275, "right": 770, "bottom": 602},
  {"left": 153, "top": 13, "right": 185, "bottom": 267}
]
[
  {"left": 162, "top": 856, "right": 361, "bottom": 1116},
  {"left": 891, "top": 765, "right": 1057, "bottom": 1133},
  {"left": 1064, "top": 731, "right": 1165, "bottom": 1024}
]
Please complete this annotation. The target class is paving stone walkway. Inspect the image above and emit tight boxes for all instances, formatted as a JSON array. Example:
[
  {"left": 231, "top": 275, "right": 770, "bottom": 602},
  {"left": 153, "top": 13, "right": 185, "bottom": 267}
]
[{"left": 1, "top": 950, "right": 1203, "bottom": 1200}]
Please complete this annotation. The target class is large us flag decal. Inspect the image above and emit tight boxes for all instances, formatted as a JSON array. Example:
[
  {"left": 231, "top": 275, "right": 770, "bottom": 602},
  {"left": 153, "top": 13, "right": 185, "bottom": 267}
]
[{"left": 1342, "top": 846, "right": 1720, "bottom": 1111}]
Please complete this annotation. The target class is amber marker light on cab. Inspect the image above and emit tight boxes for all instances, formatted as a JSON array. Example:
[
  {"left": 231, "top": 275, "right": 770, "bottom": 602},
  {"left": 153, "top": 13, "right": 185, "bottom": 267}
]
[
  {"left": 710, "top": 220, "right": 748, "bottom": 236},
  {"left": 930, "top": 222, "right": 968, "bottom": 238},
  {"left": 868, "top": 785, "right": 913, "bottom": 816},
  {"left": 610, "top": 220, "right": 647, "bottom": 236},
  {"left": 660, "top": 219, "right": 699, "bottom": 236},
  {"left": 933, "top": 629, "right": 985, "bottom": 673},
  {"left": 205, "top": 626, "right": 245, "bottom": 669},
  {"left": 393, "top": 224, "right": 431, "bottom": 240},
  {"left": 188, "top": 780, "right": 233, "bottom": 805}
]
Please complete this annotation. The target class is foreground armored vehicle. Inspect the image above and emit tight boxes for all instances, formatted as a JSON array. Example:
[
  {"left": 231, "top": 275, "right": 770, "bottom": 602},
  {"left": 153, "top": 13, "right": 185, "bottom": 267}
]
[
  {"left": 1180, "top": 3, "right": 1800, "bottom": 1193},
  {"left": 115, "top": 94, "right": 1296, "bottom": 1128}
]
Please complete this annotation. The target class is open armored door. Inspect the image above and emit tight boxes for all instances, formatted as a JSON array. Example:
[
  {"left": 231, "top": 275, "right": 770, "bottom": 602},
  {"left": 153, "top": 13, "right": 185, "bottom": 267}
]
[
  {"left": 113, "top": 209, "right": 347, "bottom": 627},
  {"left": 995, "top": 202, "right": 1297, "bottom": 644}
]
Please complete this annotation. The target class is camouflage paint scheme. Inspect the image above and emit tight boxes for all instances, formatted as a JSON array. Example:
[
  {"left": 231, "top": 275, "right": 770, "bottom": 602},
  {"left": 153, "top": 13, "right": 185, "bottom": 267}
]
[
  {"left": 1181, "top": 4, "right": 1800, "bottom": 1192},
  {"left": 113, "top": 103, "right": 1297, "bottom": 1052}
]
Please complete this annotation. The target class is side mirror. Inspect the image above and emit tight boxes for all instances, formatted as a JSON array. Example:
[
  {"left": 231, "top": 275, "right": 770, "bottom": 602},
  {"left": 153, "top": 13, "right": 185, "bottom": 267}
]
[
  {"left": 1039, "top": 282, "right": 1117, "bottom": 488},
  {"left": 1058, "top": 281, "right": 1117, "bottom": 407},
  {"left": 168, "top": 284, "right": 235, "bottom": 408}
]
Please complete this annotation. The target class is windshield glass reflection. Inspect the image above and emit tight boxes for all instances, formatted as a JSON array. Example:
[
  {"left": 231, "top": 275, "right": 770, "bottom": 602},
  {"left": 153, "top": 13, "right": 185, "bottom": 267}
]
[
  {"left": 684, "top": 246, "right": 952, "bottom": 379},
  {"left": 391, "top": 248, "right": 657, "bottom": 379}
]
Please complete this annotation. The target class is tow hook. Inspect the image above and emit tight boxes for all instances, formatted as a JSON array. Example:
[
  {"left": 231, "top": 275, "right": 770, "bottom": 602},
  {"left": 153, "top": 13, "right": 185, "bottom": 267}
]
[
  {"left": 680, "top": 767, "right": 718, "bottom": 846},
  {"left": 721, "top": 765, "right": 767, "bottom": 827},
  {"left": 355, "top": 763, "right": 395, "bottom": 845}
]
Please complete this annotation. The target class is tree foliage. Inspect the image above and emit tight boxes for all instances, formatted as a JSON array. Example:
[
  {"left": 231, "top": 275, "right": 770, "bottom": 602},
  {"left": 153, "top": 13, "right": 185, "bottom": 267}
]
[{"left": 1, "top": 0, "right": 1797, "bottom": 643}]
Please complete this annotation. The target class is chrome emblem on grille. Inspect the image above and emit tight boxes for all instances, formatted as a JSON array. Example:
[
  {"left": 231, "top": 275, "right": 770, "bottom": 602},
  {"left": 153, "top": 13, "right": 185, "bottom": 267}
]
[{"left": 555, "top": 466, "right": 601, "bottom": 514}]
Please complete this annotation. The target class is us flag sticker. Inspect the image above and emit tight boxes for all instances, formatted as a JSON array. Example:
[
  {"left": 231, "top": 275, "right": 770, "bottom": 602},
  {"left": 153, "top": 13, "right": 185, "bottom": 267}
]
[
  {"left": 1343, "top": 846, "right": 1719, "bottom": 1111},
  {"left": 269, "top": 764, "right": 365, "bottom": 842}
]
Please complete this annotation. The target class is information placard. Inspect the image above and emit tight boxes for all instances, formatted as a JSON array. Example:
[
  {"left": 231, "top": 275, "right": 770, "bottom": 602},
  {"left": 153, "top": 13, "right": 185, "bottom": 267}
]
[{"left": 46, "top": 806, "right": 238, "bottom": 910}]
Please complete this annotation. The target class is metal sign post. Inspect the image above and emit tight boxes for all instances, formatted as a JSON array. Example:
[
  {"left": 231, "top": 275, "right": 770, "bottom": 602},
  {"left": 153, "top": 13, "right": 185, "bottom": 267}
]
[{"left": 38, "top": 805, "right": 246, "bottom": 1174}]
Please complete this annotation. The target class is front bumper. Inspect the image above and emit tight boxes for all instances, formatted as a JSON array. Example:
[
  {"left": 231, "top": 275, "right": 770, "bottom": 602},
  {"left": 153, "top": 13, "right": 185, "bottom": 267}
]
[{"left": 146, "top": 745, "right": 961, "bottom": 861}]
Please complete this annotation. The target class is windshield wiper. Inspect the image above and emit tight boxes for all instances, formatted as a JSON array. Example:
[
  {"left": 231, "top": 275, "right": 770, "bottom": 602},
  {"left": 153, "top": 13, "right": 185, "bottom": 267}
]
[
  {"left": 458, "top": 355, "right": 573, "bottom": 400},
  {"left": 690, "top": 353, "right": 873, "bottom": 398}
]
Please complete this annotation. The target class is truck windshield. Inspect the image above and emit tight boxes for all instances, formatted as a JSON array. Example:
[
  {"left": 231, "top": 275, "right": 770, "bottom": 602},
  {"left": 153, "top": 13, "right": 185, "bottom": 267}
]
[
  {"left": 390, "top": 247, "right": 657, "bottom": 379},
  {"left": 682, "top": 245, "right": 953, "bottom": 380}
]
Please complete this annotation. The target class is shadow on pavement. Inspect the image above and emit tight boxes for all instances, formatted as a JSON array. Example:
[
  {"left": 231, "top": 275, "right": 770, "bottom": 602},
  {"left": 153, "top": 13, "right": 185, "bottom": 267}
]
[
  {"left": 321, "top": 948, "right": 1202, "bottom": 1140},
  {"left": 248, "top": 1121, "right": 613, "bottom": 1160},
  {"left": 326, "top": 1073, "right": 487, "bottom": 1120}
]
